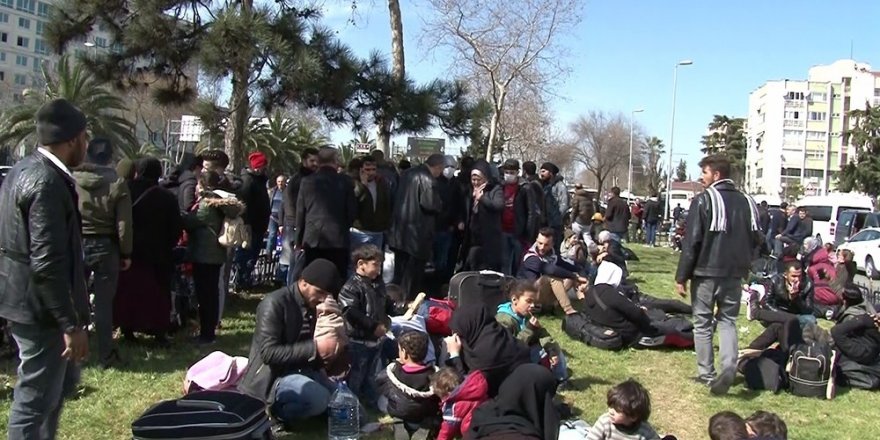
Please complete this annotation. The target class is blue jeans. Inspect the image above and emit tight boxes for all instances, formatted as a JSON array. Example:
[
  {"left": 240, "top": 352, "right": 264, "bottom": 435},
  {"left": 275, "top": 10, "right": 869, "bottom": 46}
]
[
  {"left": 272, "top": 369, "right": 335, "bottom": 422},
  {"left": 501, "top": 232, "right": 522, "bottom": 276},
  {"left": 266, "top": 218, "right": 281, "bottom": 255},
  {"left": 529, "top": 346, "right": 568, "bottom": 382},
  {"left": 8, "top": 323, "right": 81, "bottom": 440},
  {"left": 691, "top": 277, "right": 741, "bottom": 382},
  {"left": 433, "top": 231, "right": 453, "bottom": 277},
  {"left": 347, "top": 341, "right": 382, "bottom": 409},
  {"left": 645, "top": 222, "right": 659, "bottom": 246},
  {"left": 233, "top": 245, "right": 258, "bottom": 289}
]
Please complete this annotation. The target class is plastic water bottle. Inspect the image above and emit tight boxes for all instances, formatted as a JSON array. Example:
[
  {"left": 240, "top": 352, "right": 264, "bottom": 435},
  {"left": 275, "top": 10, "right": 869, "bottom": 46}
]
[{"left": 328, "top": 380, "right": 359, "bottom": 440}]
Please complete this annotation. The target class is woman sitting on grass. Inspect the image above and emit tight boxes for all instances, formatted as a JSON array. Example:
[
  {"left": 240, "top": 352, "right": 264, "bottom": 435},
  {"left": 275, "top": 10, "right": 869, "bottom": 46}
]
[{"left": 495, "top": 280, "right": 570, "bottom": 386}]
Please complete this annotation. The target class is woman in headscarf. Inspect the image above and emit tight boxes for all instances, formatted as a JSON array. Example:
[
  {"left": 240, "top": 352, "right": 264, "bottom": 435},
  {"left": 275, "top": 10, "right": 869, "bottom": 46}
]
[
  {"left": 114, "top": 158, "right": 183, "bottom": 346},
  {"left": 802, "top": 237, "right": 840, "bottom": 315},
  {"left": 446, "top": 305, "right": 530, "bottom": 396},
  {"left": 460, "top": 159, "right": 504, "bottom": 271},
  {"left": 466, "top": 364, "right": 560, "bottom": 440}
]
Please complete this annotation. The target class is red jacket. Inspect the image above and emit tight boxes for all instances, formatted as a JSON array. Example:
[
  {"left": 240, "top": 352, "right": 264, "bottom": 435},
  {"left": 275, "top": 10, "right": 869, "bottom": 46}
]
[{"left": 437, "top": 370, "right": 489, "bottom": 440}]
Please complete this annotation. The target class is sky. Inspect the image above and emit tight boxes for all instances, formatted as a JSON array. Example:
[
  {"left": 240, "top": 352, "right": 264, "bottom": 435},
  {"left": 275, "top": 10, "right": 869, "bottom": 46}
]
[{"left": 318, "top": 0, "right": 880, "bottom": 177}]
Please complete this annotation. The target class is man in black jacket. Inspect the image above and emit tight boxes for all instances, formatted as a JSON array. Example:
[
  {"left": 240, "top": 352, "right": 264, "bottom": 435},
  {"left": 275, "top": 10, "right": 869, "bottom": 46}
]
[
  {"left": 234, "top": 152, "right": 271, "bottom": 290},
  {"left": 352, "top": 156, "right": 392, "bottom": 252},
  {"left": 0, "top": 99, "right": 91, "bottom": 439},
  {"left": 766, "top": 202, "right": 787, "bottom": 256},
  {"left": 643, "top": 195, "right": 662, "bottom": 247},
  {"left": 295, "top": 147, "right": 356, "bottom": 278},
  {"left": 283, "top": 148, "right": 318, "bottom": 285},
  {"left": 675, "top": 155, "right": 763, "bottom": 395},
  {"left": 237, "top": 259, "right": 340, "bottom": 424},
  {"left": 604, "top": 186, "right": 630, "bottom": 242},
  {"left": 388, "top": 154, "right": 444, "bottom": 300},
  {"left": 831, "top": 287, "right": 880, "bottom": 389},
  {"left": 433, "top": 156, "right": 462, "bottom": 282}
]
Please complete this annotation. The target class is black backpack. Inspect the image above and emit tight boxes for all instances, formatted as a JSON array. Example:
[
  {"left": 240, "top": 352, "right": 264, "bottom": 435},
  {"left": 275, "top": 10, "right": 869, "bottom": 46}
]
[
  {"left": 561, "top": 312, "right": 623, "bottom": 351},
  {"left": 787, "top": 341, "right": 835, "bottom": 399}
]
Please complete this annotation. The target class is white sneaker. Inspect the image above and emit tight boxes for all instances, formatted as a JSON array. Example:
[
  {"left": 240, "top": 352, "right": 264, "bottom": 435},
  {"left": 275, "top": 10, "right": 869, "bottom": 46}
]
[{"left": 638, "top": 335, "right": 666, "bottom": 347}]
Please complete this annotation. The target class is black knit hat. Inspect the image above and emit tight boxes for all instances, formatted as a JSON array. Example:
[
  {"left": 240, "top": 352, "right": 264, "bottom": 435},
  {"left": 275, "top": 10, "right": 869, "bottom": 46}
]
[
  {"left": 36, "top": 99, "right": 87, "bottom": 146},
  {"left": 301, "top": 258, "right": 342, "bottom": 294},
  {"left": 540, "top": 162, "right": 559, "bottom": 175},
  {"left": 501, "top": 158, "right": 520, "bottom": 171}
]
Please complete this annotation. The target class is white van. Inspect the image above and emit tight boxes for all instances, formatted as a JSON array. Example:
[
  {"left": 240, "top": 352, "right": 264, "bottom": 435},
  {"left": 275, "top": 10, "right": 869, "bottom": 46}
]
[{"left": 796, "top": 193, "right": 875, "bottom": 243}]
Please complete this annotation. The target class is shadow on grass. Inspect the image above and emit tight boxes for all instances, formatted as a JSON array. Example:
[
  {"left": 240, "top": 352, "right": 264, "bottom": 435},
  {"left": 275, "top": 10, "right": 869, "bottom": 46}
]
[{"left": 568, "top": 375, "right": 612, "bottom": 391}]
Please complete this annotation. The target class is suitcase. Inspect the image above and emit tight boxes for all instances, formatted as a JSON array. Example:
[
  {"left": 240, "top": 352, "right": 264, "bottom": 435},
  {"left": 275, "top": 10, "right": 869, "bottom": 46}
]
[
  {"left": 447, "top": 270, "right": 513, "bottom": 310},
  {"left": 131, "top": 390, "right": 272, "bottom": 440}
]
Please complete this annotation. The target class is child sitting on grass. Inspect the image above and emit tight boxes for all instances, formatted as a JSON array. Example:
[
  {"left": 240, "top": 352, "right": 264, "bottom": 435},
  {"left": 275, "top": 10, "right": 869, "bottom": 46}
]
[
  {"left": 431, "top": 367, "right": 489, "bottom": 440},
  {"left": 377, "top": 331, "right": 440, "bottom": 433},
  {"left": 586, "top": 379, "right": 669, "bottom": 440},
  {"left": 338, "top": 244, "right": 395, "bottom": 409},
  {"left": 708, "top": 411, "right": 748, "bottom": 440},
  {"left": 495, "top": 280, "right": 569, "bottom": 385}
]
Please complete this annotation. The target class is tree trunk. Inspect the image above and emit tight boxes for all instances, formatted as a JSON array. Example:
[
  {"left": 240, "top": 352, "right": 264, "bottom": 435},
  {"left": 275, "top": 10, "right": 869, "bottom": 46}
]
[
  {"left": 485, "top": 89, "right": 506, "bottom": 160},
  {"left": 223, "top": 0, "right": 253, "bottom": 172},
  {"left": 378, "top": 0, "right": 405, "bottom": 157}
]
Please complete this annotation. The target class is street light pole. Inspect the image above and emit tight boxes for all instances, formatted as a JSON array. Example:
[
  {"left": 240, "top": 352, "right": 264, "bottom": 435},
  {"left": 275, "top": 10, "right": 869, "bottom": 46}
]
[
  {"left": 665, "top": 60, "right": 693, "bottom": 220},
  {"left": 628, "top": 108, "right": 645, "bottom": 197}
]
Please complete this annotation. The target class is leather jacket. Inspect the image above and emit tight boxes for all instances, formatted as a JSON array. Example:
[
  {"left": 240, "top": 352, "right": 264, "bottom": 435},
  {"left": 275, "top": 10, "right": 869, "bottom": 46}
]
[
  {"left": 388, "top": 165, "right": 442, "bottom": 260},
  {"left": 765, "top": 273, "right": 815, "bottom": 316},
  {"left": 675, "top": 180, "right": 763, "bottom": 282},
  {"left": 237, "top": 284, "right": 318, "bottom": 403},
  {"left": 0, "top": 153, "right": 89, "bottom": 331},
  {"left": 337, "top": 274, "right": 393, "bottom": 341}
]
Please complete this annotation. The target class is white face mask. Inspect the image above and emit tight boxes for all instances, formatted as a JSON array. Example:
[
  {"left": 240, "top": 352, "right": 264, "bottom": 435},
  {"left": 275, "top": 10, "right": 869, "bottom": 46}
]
[
  {"left": 503, "top": 173, "right": 518, "bottom": 184},
  {"left": 443, "top": 167, "right": 455, "bottom": 179}
]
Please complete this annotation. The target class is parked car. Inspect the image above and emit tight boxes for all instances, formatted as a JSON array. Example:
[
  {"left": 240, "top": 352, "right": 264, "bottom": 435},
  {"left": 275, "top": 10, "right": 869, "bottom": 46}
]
[
  {"left": 838, "top": 227, "right": 880, "bottom": 279},
  {"left": 796, "top": 193, "right": 874, "bottom": 243},
  {"left": 835, "top": 210, "right": 880, "bottom": 246}
]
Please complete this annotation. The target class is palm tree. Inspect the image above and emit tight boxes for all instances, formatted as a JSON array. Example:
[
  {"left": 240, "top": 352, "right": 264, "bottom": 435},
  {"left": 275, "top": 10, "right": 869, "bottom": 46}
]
[
  {"left": 642, "top": 136, "right": 665, "bottom": 194},
  {"left": 246, "top": 110, "right": 330, "bottom": 174},
  {"left": 0, "top": 56, "right": 136, "bottom": 153}
]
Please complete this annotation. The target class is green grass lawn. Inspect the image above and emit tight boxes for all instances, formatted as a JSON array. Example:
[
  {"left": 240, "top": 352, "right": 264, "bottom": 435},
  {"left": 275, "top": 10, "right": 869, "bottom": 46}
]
[{"left": 0, "top": 246, "right": 877, "bottom": 439}]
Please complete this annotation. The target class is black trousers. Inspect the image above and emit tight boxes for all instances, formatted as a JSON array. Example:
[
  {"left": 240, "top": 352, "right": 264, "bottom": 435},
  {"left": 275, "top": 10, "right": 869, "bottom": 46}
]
[
  {"left": 392, "top": 250, "right": 426, "bottom": 302},
  {"left": 303, "top": 247, "right": 349, "bottom": 282},
  {"left": 750, "top": 309, "right": 803, "bottom": 352},
  {"left": 638, "top": 294, "right": 693, "bottom": 315},
  {"left": 193, "top": 263, "right": 222, "bottom": 341}
]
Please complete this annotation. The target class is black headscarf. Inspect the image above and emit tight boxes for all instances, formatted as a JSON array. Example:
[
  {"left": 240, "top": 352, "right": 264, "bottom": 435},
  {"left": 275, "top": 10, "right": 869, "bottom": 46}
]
[
  {"left": 450, "top": 305, "right": 527, "bottom": 371},
  {"left": 467, "top": 364, "right": 560, "bottom": 440}
]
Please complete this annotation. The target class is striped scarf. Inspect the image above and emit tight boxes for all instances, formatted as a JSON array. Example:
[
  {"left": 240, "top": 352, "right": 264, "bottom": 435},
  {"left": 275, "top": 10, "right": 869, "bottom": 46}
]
[{"left": 705, "top": 179, "right": 760, "bottom": 232}]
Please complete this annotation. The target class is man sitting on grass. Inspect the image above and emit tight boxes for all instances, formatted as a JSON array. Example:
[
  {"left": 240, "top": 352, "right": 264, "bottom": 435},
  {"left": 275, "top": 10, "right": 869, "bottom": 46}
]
[{"left": 518, "top": 227, "right": 588, "bottom": 315}]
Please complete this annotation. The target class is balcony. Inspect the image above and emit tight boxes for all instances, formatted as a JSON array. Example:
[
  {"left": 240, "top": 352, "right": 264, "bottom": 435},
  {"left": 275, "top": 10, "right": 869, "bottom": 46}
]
[
  {"left": 784, "top": 101, "right": 805, "bottom": 108},
  {"left": 783, "top": 120, "right": 805, "bottom": 128}
]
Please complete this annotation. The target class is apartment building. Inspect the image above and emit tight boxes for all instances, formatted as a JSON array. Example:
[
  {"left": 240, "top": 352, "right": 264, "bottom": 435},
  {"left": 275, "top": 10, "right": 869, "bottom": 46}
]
[
  {"left": 0, "top": 0, "right": 115, "bottom": 103},
  {"left": 746, "top": 59, "right": 880, "bottom": 196}
]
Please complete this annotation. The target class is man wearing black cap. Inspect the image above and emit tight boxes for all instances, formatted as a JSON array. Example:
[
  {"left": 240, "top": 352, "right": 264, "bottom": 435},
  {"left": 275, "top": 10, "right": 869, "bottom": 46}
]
[
  {"left": 539, "top": 162, "right": 569, "bottom": 252},
  {"left": 73, "top": 137, "right": 133, "bottom": 369},
  {"left": 0, "top": 98, "right": 91, "bottom": 439},
  {"left": 238, "top": 258, "right": 342, "bottom": 425}
]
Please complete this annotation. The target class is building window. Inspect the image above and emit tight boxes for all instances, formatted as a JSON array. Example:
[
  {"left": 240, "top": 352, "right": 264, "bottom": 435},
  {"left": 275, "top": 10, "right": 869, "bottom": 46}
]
[
  {"left": 756, "top": 168, "right": 763, "bottom": 179},
  {"left": 32, "top": 56, "right": 41, "bottom": 71},
  {"left": 804, "top": 169, "right": 824, "bottom": 178},
  {"left": 806, "top": 131, "right": 825, "bottom": 140},
  {"left": 1, "top": 32, "right": 7, "bottom": 43},
  {"left": 831, "top": 112, "right": 840, "bottom": 118},
  {"left": 786, "top": 91, "right": 805, "bottom": 100},
  {"left": 95, "top": 36, "right": 106, "bottom": 47},
  {"left": 806, "top": 151, "right": 825, "bottom": 160},
  {"left": 18, "top": 17, "right": 28, "bottom": 28},
  {"left": 783, "top": 129, "right": 802, "bottom": 139},
  {"left": 809, "top": 111, "right": 827, "bottom": 121},
  {"left": 34, "top": 39, "right": 47, "bottom": 54},
  {"left": 0, "top": 12, "right": 7, "bottom": 23},
  {"left": 875, "top": 88, "right": 880, "bottom": 97},
  {"left": 15, "top": 0, "right": 34, "bottom": 14},
  {"left": 0, "top": 71, "right": 4, "bottom": 81},
  {"left": 14, "top": 54, "right": 26, "bottom": 66},
  {"left": 0, "top": 0, "right": 11, "bottom": 7},
  {"left": 784, "top": 111, "right": 800, "bottom": 120},
  {"left": 36, "top": 1, "right": 48, "bottom": 17},
  {"left": 781, "top": 168, "right": 802, "bottom": 177},
  {"left": 0, "top": 52, "right": 5, "bottom": 62},
  {"left": 16, "top": 36, "right": 28, "bottom": 48},
  {"left": 35, "top": 20, "right": 44, "bottom": 35},
  {"left": 13, "top": 73, "right": 26, "bottom": 85},
  {"left": 811, "top": 92, "right": 827, "bottom": 102}
]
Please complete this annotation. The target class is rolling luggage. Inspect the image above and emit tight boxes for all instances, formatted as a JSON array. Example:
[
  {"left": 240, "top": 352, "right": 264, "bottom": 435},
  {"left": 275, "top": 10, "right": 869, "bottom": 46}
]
[
  {"left": 131, "top": 390, "right": 272, "bottom": 440},
  {"left": 447, "top": 270, "right": 513, "bottom": 310}
]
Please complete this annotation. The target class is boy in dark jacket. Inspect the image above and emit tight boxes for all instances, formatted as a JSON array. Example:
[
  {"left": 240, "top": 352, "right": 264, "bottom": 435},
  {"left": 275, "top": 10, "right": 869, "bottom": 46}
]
[
  {"left": 339, "top": 244, "right": 394, "bottom": 409},
  {"left": 377, "top": 331, "right": 440, "bottom": 434}
]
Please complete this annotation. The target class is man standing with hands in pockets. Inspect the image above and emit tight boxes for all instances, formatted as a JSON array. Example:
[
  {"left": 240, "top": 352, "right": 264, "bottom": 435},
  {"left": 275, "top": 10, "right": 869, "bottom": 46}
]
[
  {"left": 675, "top": 155, "right": 762, "bottom": 395},
  {"left": 0, "top": 99, "right": 92, "bottom": 439}
]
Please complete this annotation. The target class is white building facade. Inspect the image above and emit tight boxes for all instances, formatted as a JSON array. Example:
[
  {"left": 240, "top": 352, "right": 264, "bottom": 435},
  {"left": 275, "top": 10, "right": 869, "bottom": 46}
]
[{"left": 746, "top": 60, "right": 880, "bottom": 196}]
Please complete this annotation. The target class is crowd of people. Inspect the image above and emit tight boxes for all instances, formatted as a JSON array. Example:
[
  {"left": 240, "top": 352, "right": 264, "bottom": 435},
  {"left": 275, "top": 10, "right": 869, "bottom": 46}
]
[{"left": 5, "top": 98, "right": 879, "bottom": 440}]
